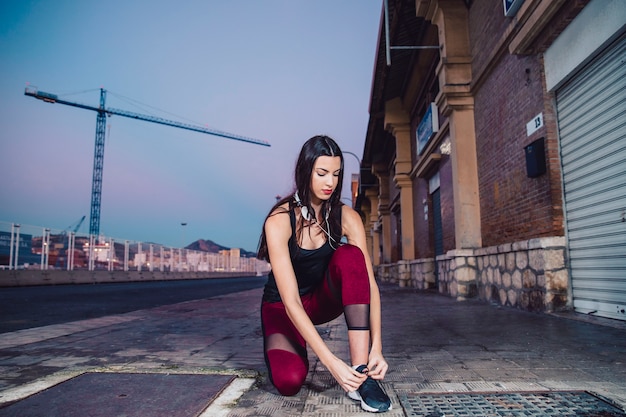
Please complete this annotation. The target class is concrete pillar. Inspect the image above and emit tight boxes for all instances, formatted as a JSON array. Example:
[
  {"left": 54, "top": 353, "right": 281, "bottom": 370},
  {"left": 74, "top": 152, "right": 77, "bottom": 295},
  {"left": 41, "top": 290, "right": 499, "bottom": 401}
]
[
  {"left": 373, "top": 164, "right": 392, "bottom": 264},
  {"left": 428, "top": 0, "right": 482, "bottom": 249},
  {"left": 365, "top": 188, "right": 381, "bottom": 266},
  {"left": 371, "top": 227, "right": 381, "bottom": 267},
  {"left": 385, "top": 98, "right": 416, "bottom": 260},
  {"left": 396, "top": 174, "right": 415, "bottom": 260},
  {"left": 449, "top": 108, "right": 482, "bottom": 248}
]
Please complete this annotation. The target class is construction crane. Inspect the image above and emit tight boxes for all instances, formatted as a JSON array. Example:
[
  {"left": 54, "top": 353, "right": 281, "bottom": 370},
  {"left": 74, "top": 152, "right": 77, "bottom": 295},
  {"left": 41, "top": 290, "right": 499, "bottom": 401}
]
[
  {"left": 25, "top": 86, "right": 270, "bottom": 237},
  {"left": 66, "top": 215, "right": 86, "bottom": 234},
  {"left": 52, "top": 215, "right": 86, "bottom": 268}
]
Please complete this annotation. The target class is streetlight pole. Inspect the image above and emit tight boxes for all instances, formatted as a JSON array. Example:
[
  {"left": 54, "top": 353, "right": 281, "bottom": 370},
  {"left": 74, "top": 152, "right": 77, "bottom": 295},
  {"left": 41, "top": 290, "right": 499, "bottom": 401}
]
[
  {"left": 180, "top": 222, "right": 187, "bottom": 249},
  {"left": 343, "top": 151, "right": 361, "bottom": 166}
]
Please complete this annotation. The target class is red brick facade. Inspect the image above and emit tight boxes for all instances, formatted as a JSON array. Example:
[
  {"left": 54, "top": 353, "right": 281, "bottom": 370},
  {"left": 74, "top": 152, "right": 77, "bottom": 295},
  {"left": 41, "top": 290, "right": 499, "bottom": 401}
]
[
  {"left": 474, "top": 52, "right": 558, "bottom": 246},
  {"left": 469, "top": 0, "right": 565, "bottom": 247},
  {"left": 360, "top": 0, "right": 619, "bottom": 314}
]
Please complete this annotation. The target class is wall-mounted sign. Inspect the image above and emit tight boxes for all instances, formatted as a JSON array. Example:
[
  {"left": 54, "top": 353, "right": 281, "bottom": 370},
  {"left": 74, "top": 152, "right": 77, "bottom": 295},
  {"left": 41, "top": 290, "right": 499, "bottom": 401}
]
[
  {"left": 503, "top": 0, "right": 525, "bottom": 17},
  {"left": 526, "top": 112, "right": 543, "bottom": 136},
  {"left": 417, "top": 103, "right": 439, "bottom": 155}
]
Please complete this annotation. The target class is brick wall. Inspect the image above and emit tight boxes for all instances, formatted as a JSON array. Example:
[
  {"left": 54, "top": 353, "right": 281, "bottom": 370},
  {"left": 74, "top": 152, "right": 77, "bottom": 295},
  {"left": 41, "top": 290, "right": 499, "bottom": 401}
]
[
  {"left": 468, "top": 0, "right": 510, "bottom": 76},
  {"left": 413, "top": 177, "right": 432, "bottom": 259},
  {"left": 411, "top": 153, "right": 454, "bottom": 258},
  {"left": 439, "top": 155, "right": 455, "bottom": 252},
  {"left": 539, "top": 56, "right": 565, "bottom": 236},
  {"left": 470, "top": 0, "right": 562, "bottom": 247}
]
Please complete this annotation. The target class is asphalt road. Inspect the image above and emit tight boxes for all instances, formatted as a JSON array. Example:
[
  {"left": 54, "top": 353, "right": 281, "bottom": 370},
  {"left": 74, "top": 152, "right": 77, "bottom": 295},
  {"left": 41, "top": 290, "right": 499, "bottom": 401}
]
[{"left": 0, "top": 276, "right": 267, "bottom": 334}]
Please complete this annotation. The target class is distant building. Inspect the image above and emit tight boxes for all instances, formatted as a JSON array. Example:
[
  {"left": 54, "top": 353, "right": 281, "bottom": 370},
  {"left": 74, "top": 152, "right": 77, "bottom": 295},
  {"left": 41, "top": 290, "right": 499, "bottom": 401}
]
[
  {"left": 219, "top": 248, "right": 241, "bottom": 271},
  {"left": 0, "top": 231, "right": 39, "bottom": 267},
  {"left": 85, "top": 240, "right": 113, "bottom": 263}
]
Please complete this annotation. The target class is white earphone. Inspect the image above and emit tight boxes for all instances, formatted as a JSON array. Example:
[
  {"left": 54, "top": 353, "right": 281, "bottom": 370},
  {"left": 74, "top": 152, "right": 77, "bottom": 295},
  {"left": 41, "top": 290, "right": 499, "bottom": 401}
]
[
  {"left": 294, "top": 191, "right": 330, "bottom": 222},
  {"left": 294, "top": 191, "right": 310, "bottom": 221},
  {"left": 294, "top": 191, "right": 339, "bottom": 249}
]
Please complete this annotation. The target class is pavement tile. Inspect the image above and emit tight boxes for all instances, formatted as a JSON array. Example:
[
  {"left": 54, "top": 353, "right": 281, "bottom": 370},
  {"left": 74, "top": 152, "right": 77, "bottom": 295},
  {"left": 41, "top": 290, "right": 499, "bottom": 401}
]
[{"left": 0, "top": 284, "right": 625, "bottom": 416}]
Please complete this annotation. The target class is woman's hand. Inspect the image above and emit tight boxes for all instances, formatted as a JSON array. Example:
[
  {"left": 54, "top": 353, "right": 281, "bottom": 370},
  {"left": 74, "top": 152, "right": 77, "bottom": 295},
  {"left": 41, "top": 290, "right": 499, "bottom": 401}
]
[
  {"left": 366, "top": 348, "right": 388, "bottom": 380},
  {"left": 326, "top": 356, "right": 367, "bottom": 392}
]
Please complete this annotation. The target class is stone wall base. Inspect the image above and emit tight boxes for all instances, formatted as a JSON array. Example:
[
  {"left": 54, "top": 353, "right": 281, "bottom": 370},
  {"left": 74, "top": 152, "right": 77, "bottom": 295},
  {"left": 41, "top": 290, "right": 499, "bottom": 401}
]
[{"left": 375, "top": 236, "right": 569, "bottom": 313}]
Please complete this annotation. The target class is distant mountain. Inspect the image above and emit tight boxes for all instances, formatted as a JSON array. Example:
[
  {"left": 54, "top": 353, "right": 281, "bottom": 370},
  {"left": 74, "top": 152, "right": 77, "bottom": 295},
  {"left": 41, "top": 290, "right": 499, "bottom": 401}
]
[{"left": 185, "top": 239, "right": 257, "bottom": 258}]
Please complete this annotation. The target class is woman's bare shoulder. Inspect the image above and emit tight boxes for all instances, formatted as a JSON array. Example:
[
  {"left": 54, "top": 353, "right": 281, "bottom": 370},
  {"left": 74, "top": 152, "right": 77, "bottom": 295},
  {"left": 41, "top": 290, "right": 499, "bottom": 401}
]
[
  {"left": 340, "top": 204, "right": 364, "bottom": 237},
  {"left": 340, "top": 204, "right": 361, "bottom": 223},
  {"left": 265, "top": 203, "right": 291, "bottom": 229}
]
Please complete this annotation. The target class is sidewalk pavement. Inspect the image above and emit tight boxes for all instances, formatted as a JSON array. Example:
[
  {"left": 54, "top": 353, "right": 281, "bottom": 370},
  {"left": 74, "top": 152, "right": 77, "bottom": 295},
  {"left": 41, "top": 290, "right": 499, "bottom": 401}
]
[{"left": 0, "top": 283, "right": 625, "bottom": 416}]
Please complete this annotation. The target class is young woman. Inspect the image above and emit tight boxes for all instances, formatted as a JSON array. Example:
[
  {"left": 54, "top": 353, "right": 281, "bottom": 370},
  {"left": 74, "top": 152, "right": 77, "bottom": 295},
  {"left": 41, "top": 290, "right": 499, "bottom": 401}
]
[{"left": 257, "top": 135, "right": 391, "bottom": 413}]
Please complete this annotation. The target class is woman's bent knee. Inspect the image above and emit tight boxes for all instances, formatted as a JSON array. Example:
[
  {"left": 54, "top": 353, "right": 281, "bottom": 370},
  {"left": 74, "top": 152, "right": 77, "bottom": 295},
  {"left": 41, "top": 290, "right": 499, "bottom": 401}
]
[
  {"left": 333, "top": 244, "right": 363, "bottom": 261},
  {"left": 329, "top": 244, "right": 367, "bottom": 275},
  {"left": 266, "top": 349, "right": 308, "bottom": 396}
]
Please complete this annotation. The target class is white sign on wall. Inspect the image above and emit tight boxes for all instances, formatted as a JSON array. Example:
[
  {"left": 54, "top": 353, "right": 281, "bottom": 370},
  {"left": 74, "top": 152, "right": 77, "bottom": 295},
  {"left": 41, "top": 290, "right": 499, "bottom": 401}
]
[{"left": 526, "top": 112, "right": 543, "bottom": 136}]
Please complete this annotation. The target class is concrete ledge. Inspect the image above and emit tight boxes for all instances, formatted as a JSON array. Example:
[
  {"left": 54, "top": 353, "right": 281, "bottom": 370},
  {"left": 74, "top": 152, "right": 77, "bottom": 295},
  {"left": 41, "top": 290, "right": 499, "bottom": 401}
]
[{"left": 0, "top": 270, "right": 256, "bottom": 287}]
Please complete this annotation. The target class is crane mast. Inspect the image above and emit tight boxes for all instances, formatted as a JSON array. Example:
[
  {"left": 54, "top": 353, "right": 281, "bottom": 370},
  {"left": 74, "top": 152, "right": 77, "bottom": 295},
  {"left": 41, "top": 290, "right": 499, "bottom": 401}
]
[
  {"left": 25, "top": 86, "right": 270, "bottom": 237},
  {"left": 92, "top": 89, "right": 106, "bottom": 236}
]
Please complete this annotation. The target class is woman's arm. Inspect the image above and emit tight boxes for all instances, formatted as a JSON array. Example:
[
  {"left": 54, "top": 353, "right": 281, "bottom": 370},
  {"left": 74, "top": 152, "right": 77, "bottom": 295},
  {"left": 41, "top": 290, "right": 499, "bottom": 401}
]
[
  {"left": 264, "top": 209, "right": 366, "bottom": 392},
  {"left": 342, "top": 205, "right": 388, "bottom": 380}
]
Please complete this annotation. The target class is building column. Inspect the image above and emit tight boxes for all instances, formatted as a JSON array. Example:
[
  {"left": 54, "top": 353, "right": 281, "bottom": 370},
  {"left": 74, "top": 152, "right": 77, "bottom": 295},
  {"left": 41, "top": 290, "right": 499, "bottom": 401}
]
[
  {"left": 385, "top": 98, "right": 416, "bottom": 260},
  {"left": 373, "top": 164, "right": 392, "bottom": 264},
  {"left": 448, "top": 108, "right": 481, "bottom": 248},
  {"left": 365, "top": 188, "right": 381, "bottom": 266},
  {"left": 359, "top": 193, "right": 374, "bottom": 264},
  {"left": 428, "top": 0, "right": 482, "bottom": 249}
]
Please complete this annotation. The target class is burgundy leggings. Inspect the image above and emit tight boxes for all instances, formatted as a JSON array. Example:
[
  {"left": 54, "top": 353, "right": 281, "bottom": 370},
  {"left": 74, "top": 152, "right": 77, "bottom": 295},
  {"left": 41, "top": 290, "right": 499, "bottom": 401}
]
[{"left": 261, "top": 244, "right": 371, "bottom": 396}]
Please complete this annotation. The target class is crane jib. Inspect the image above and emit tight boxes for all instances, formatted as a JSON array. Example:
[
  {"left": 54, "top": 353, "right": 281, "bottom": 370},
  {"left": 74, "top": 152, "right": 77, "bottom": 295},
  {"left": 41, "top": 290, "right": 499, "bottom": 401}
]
[
  {"left": 24, "top": 87, "right": 270, "bottom": 147},
  {"left": 24, "top": 85, "right": 271, "bottom": 236}
]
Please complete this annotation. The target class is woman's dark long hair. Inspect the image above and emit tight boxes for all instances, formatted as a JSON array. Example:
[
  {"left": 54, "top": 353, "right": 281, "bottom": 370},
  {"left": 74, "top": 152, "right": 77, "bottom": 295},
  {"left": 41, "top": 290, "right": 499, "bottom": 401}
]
[{"left": 257, "top": 135, "right": 344, "bottom": 261}]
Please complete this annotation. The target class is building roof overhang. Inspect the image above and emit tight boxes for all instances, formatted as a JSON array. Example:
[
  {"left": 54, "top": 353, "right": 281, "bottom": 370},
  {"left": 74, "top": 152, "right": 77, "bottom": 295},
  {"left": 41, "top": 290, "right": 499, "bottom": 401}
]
[{"left": 362, "top": 0, "right": 433, "bottom": 173}]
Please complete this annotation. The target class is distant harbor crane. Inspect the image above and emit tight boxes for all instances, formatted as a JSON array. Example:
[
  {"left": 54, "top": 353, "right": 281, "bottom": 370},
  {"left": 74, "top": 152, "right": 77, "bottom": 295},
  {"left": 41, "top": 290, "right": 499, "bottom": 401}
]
[
  {"left": 65, "top": 215, "right": 86, "bottom": 235},
  {"left": 25, "top": 86, "right": 270, "bottom": 236},
  {"left": 53, "top": 215, "right": 86, "bottom": 268}
]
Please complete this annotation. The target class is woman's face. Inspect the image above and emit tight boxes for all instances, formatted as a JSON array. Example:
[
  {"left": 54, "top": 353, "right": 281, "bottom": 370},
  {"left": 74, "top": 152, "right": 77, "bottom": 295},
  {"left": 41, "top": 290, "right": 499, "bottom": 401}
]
[{"left": 310, "top": 155, "right": 341, "bottom": 204}]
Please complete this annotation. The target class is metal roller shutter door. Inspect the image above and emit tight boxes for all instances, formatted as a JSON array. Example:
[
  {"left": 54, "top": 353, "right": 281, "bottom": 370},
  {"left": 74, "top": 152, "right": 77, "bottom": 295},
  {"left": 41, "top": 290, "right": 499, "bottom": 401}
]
[{"left": 556, "top": 32, "right": 626, "bottom": 321}]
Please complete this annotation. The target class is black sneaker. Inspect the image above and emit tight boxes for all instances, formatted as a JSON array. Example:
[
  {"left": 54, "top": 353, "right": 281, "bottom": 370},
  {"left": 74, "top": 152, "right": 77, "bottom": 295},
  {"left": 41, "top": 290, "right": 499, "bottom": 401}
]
[{"left": 348, "top": 365, "right": 392, "bottom": 412}]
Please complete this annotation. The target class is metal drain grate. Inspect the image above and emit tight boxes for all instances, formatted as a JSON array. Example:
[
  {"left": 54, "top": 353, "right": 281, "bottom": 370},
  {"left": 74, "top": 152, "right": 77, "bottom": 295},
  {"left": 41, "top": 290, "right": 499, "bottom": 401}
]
[{"left": 399, "top": 391, "right": 626, "bottom": 417}]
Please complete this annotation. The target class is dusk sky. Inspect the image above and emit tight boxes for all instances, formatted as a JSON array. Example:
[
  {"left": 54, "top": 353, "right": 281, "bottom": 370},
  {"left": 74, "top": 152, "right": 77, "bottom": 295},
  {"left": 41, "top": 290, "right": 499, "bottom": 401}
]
[{"left": 0, "top": 1, "right": 381, "bottom": 253}]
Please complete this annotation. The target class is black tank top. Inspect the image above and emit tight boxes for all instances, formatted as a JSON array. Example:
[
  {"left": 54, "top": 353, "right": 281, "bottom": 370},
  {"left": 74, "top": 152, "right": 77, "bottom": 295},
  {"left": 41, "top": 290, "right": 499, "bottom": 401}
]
[{"left": 262, "top": 207, "right": 340, "bottom": 303}]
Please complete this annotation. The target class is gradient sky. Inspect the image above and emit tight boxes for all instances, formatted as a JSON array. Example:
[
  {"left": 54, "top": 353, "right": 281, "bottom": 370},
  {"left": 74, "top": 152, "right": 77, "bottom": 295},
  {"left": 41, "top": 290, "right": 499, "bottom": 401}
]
[{"left": 0, "top": 0, "right": 381, "bottom": 252}]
